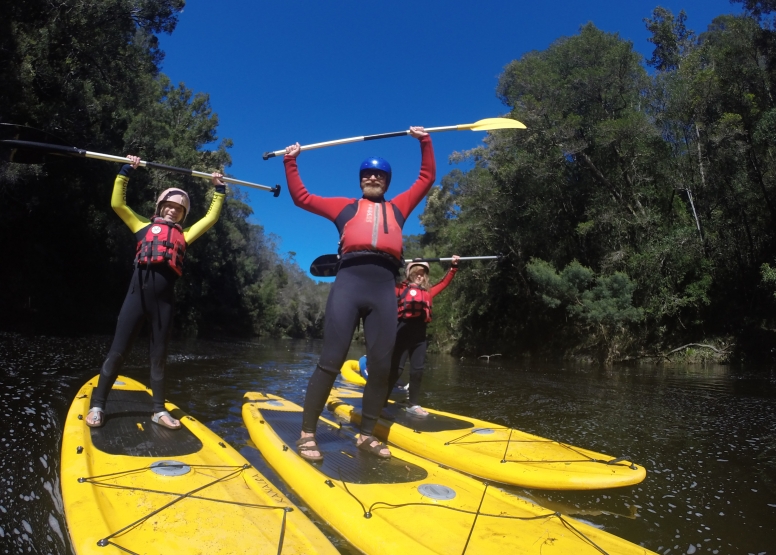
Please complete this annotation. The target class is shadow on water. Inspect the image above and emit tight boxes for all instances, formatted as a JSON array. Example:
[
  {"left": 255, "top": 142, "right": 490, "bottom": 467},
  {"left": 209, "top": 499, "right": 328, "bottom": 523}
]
[{"left": 1, "top": 332, "right": 775, "bottom": 554}]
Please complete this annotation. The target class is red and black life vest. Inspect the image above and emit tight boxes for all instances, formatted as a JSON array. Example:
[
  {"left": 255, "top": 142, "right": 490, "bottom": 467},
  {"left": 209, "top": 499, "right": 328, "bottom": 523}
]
[
  {"left": 135, "top": 218, "right": 186, "bottom": 276},
  {"left": 398, "top": 283, "right": 433, "bottom": 323},
  {"left": 339, "top": 199, "right": 403, "bottom": 262}
]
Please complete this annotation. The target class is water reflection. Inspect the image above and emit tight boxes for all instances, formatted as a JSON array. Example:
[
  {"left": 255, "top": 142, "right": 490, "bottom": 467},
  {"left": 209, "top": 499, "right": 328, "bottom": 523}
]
[{"left": 0, "top": 332, "right": 774, "bottom": 554}]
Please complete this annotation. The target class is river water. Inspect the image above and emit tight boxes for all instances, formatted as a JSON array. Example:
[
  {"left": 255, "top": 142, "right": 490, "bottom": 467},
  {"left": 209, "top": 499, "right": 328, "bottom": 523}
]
[{"left": 1, "top": 331, "right": 774, "bottom": 555}]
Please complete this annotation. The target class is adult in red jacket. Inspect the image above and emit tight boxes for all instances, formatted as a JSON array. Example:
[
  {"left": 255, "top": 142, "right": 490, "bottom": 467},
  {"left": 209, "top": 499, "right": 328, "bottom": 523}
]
[
  {"left": 284, "top": 126, "right": 435, "bottom": 460},
  {"left": 388, "top": 256, "right": 459, "bottom": 418}
]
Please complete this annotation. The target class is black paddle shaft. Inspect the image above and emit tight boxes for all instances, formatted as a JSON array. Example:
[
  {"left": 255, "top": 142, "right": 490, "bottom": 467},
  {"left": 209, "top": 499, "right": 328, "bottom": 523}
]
[
  {"left": 262, "top": 130, "right": 410, "bottom": 160},
  {"left": 4, "top": 139, "right": 204, "bottom": 176},
  {"left": 1, "top": 139, "right": 84, "bottom": 161},
  {"left": 309, "top": 254, "right": 500, "bottom": 277},
  {"left": 2, "top": 138, "right": 282, "bottom": 196}
]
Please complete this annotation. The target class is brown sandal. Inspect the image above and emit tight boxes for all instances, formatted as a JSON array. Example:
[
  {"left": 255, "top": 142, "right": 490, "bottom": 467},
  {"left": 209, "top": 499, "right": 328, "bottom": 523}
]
[
  {"left": 356, "top": 435, "right": 391, "bottom": 459},
  {"left": 295, "top": 436, "right": 324, "bottom": 462}
]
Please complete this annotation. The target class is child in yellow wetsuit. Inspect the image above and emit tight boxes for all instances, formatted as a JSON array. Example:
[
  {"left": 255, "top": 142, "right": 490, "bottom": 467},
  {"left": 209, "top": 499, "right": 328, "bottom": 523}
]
[{"left": 86, "top": 155, "right": 226, "bottom": 429}]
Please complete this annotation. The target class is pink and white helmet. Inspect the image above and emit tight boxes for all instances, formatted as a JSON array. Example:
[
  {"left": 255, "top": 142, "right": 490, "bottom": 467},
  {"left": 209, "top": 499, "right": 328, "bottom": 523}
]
[
  {"left": 406, "top": 259, "right": 430, "bottom": 278},
  {"left": 155, "top": 188, "right": 191, "bottom": 220}
]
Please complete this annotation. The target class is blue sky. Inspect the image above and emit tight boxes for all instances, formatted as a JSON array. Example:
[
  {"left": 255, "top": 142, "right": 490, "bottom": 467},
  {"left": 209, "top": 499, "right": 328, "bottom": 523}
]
[{"left": 158, "top": 0, "right": 741, "bottom": 279}]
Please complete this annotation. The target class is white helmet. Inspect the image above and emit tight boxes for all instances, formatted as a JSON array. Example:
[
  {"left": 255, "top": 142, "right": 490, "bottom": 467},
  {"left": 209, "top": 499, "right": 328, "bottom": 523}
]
[
  {"left": 405, "top": 259, "right": 430, "bottom": 278},
  {"left": 155, "top": 188, "right": 190, "bottom": 221}
]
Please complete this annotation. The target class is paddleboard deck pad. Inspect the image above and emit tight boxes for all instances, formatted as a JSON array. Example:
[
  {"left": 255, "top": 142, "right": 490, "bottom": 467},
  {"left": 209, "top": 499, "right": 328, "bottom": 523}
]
[
  {"left": 255, "top": 400, "right": 427, "bottom": 484},
  {"left": 243, "top": 391, "right": 658, "bottom": 555},
  {"left": 61, "top": 375, "right": 338, "bottom": 555},
  {"left": 88, "top": 389, "right": 203, "bottom": 456},
  {"left": 327, "top": 384, "right": 646, "bottom": 490}
]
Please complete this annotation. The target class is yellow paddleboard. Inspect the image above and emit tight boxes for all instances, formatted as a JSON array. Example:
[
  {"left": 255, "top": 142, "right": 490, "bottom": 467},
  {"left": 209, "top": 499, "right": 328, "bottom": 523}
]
[
  {"left": 328, "top": 373, "right": 646, "bottom": 490},
  {"left": 340, "top": 360, "right": 407, "bottom": 394},
  {"left": 243, "top": 392, "right": 658, "bottom": 555},
  {"left": 340, "top": 359, "right": 366, "bottom": 385},
  {"left": 61, "top": 375, "right": 338, "bottom": 555}
]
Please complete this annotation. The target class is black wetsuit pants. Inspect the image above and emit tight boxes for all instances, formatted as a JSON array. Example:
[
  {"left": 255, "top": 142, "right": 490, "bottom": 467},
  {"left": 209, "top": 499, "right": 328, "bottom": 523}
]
[
  {"left": 302, "top": 258, "right": 397, "bottom": 436},
  {"left": 91, "top": 265, "right": 176, "bottom": 413},
  {"left": 388, "top": 318, "right": 428, "bottom": 406}
]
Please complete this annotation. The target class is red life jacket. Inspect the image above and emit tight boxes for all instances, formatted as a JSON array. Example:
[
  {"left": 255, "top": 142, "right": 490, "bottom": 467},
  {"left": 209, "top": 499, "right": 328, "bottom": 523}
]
[
  {"left": 135, "top": 218, "right": 187, "bottom": 276},
  {"left": 339, "top": 199, "right": 403, "bottom": 262},
  {"left": 398, "top": 283, "right": 433, "bottom": 323}
]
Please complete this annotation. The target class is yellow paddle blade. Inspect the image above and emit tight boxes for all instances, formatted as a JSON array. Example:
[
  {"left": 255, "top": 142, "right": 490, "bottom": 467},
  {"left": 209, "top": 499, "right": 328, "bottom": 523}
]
[{"left": 459, "top": 117, "right": 527, "bottom": 131}]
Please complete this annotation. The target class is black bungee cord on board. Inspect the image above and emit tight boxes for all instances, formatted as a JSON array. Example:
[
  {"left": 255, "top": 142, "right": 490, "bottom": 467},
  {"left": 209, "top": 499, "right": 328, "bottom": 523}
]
[
  {"left": 330, "top": 468, "right": 611, "bottom": 555},
  {"left": 77, "top": 463, "right": 291, "bottom": 555},
  {"left": 444, "top": 427, "right": 639, "bottom": 469}
]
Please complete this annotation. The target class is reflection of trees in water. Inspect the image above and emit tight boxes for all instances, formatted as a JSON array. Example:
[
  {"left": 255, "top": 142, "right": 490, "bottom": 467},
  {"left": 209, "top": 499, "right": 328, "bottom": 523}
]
[{"left": 2, "top": 334, "right": 775, "bottom": 553}]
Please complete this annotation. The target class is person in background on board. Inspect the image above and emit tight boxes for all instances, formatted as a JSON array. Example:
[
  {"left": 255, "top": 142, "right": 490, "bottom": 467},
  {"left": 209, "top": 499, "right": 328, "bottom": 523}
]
[
  {"left": 358, "top": 354, "right": 407, "bottom": 392},
  {"left": 86, "top": 155, "right": 227, "bottom": 430},
  {"left": 386, "top": 256, "right": 459, "bottom": 417},
  {"left": 284, "top": 126, "right": 435, "bottom": 460}
]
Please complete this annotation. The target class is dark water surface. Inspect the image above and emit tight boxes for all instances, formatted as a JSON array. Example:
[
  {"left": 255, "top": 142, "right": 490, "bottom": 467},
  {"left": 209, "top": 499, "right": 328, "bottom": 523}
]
[{"left": 1, "top": 332, "right": 774, "bottom": 554}]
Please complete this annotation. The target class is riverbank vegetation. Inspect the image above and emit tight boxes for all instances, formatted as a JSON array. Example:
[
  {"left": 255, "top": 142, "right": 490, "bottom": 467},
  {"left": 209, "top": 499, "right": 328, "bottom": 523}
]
[
  {"left": 416, "top": 2, "right": 776, "bottom": 364},
  {"left": 0, "top": 0, "right": 327, "bottom": 339}
]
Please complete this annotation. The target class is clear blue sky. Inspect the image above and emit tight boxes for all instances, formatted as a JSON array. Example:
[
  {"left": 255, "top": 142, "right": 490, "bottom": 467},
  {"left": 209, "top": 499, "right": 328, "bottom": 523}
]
[{"left": 158, "top": 0, "right": 741, "bottom": 279}]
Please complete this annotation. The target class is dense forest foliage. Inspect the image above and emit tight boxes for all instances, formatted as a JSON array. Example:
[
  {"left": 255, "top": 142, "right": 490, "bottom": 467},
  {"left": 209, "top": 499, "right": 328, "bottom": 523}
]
[
  {"left": 5, "top": 1, "right": 776, "bottom": 364},
  {"left": 0, "top": 0, "right": 328, "bottom": 339},
  {"left": 417, "top": 2, "right": 776, "bottom": 363}
]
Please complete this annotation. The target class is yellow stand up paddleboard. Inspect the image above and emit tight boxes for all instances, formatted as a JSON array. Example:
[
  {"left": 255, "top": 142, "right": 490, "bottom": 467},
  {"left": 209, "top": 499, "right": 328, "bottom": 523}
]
[
  {"left": 341, "top": 359, "right": 407, "bottom": 393},
  {"left": 340, "top": 359, "right": 366, "bottom": 385},
  {"left": 61, "top": 375, "right": 338, "bottom": 555},
  {"left": 331, "top": 361, "right": 646, "bottom": 490},
  {"left": 243, "top": 391, "right": 658, "bottom": 555}
]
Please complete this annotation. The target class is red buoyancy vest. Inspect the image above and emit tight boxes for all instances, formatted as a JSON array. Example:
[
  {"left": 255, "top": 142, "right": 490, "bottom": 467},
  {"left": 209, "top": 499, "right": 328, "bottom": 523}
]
[
  {"left": 398, "top": 283, "right": 433, "bottom": 323},
  {"left": 135, "top": 218, "right": 187, "bottom": 276},
  {"left": 339, "top": 199, "right": 403, "bottom": 261}
]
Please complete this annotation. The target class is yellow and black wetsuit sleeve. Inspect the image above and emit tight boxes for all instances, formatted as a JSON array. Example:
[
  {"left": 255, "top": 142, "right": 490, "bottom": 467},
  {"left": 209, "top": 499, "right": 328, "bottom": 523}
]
[
  {"left": 112, "top": 170, "right": 225, "bottom": 243},
  {"left": 111, "top": 173, "right": 150, "bottom": 233},
  {"left": 183, "top": 190, "right": 225, "bottom": 245}
]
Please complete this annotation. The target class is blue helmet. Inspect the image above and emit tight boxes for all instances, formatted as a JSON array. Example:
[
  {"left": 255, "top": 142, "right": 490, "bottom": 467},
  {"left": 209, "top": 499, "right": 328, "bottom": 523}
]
[{"left": 359, "top": 157, "right": 391, "bottom": 186}]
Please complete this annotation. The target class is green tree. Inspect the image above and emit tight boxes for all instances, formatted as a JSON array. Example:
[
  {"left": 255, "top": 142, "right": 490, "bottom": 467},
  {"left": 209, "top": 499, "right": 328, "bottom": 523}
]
[
  {"left": 644, "top": 8, "right": 695, "bottom": 71},
  {"left": 414, "top": 15, "right": 776, "bottom": 362},
  {"left": 526, "top": 259, "right": 643, "bottom": 364},
  {"left": 0, "top": 0, "right": 328, "bottom": 339},
  {"left": 423, "top": 24, "right": 661, "bottom": 358},
  {"left": 734, "top": 0, "right": 776, "bottom": 19}
]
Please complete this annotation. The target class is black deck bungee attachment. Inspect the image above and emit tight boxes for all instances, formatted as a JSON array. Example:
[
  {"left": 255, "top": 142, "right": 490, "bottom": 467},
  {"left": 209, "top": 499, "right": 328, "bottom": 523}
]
[
  {"left": 444, "top": 427, "right": 639, "bottom": 468},
  {"left": 79, "top": 463, "right": 292, "bottom": 555},
  {"left": 83, "top": 388, "right": 291, "bottom": 555},
  {"left": 255, "top": 401, "right": 614, "bottom": 555},
  {"left": 334, "top": 474, "right": 613, "bottom": 555}
]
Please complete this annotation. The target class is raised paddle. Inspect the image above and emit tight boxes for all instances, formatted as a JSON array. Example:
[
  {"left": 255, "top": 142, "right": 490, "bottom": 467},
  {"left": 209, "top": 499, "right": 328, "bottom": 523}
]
[
  {"left": 310, "top": 254, "right": 501, "bottom": 277},
  {"left": 0, "top": 124, "right": 281, "bottom": 195},
  {"left": 262, "top": 117, "right": 526, "bottom": 160}
]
